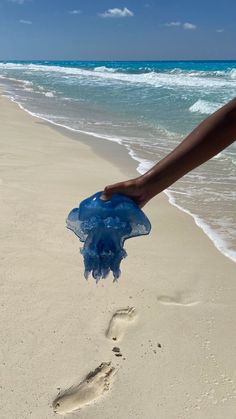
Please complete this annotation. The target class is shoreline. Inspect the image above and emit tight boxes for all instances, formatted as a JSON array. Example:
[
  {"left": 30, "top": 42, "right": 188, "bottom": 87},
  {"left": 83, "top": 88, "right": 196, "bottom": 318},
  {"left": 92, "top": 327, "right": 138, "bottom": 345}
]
[
  {"left": 3, "top": 92, "right": 236, "bottom": 264},
  {"left": 1, "top": 94, "right": 236, "bottom": 418}
]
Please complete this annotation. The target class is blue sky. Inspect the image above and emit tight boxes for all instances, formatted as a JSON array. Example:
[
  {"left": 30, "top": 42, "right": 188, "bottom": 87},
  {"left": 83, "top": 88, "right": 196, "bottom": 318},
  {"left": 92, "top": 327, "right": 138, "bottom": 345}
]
[{"left": 0, "top": 0, "right": 236, "bottom": 60}]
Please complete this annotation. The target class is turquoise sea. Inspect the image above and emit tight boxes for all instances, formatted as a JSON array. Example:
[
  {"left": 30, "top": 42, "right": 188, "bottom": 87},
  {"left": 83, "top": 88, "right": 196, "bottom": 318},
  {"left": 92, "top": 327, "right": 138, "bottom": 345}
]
[{"left": 0, "top": 60, "right": 235, "bottom": 261}]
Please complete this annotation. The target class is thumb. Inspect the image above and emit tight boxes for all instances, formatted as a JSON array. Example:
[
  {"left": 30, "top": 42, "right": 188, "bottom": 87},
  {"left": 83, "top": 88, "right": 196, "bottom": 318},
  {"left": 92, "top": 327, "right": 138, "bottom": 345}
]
[{"left": 101, "top": 183, "right": 124, "bottom": 200}]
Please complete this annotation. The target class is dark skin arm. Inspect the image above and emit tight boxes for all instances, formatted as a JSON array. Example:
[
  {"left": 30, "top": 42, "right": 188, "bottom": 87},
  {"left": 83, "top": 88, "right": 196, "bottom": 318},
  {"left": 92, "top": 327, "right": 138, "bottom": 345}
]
[{"left": 102, "top": 97, "right": 236, "bottom": 207}]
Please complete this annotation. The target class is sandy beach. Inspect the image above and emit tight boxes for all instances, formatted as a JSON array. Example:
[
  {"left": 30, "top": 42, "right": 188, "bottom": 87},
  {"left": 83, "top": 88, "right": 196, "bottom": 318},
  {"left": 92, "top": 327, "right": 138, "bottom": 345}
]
[{"left": 1, "top": 95, "right": 236, "bottom": 418}]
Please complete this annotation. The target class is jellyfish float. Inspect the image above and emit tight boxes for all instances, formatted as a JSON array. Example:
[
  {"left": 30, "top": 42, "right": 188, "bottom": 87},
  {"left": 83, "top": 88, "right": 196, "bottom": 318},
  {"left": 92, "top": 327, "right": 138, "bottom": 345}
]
[{"left": 66, "top": 192, "right": 151, "bottom": 282}]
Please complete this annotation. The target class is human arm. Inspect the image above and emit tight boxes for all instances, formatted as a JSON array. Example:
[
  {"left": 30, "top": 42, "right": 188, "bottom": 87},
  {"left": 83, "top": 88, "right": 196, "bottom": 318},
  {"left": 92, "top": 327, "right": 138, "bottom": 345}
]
[{"left": 102, "top": 97, "right": 236, "bottom": 207}]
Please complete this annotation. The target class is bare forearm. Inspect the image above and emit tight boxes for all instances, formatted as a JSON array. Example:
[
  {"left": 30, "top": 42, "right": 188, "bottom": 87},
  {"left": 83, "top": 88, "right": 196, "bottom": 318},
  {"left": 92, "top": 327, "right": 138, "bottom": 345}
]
[
  {"left": 102, "top": 98, "right": 236, "bottom": 207},
  {"left": 140, "top": 97, "right": 236, "bottom": 197}
]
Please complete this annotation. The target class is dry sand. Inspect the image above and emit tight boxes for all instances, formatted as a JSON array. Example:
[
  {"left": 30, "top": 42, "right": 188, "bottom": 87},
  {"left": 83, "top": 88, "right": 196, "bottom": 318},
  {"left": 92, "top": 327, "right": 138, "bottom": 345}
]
[{"left": 1, "top": 95, "right": 236, "bottom": 418}]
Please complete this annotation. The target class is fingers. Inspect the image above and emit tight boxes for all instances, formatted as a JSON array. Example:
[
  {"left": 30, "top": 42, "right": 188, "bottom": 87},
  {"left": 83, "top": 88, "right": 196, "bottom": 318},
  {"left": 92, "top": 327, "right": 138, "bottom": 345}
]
[{"left": 101, "top": 183, "right": 125, "bottom": 200}]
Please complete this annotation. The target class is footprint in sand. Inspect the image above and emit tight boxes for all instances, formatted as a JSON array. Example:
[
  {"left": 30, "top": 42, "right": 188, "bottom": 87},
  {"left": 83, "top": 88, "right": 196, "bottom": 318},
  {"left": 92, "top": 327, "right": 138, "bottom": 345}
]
[
  {"left": 106, "top": 307, "right": 137, "bottom": 342},
  {"left": 53, "top": 362, "right": 116, "bottom": 415},
  {"left": 157, "top": 293, "right": 200, "bottom": 307}
]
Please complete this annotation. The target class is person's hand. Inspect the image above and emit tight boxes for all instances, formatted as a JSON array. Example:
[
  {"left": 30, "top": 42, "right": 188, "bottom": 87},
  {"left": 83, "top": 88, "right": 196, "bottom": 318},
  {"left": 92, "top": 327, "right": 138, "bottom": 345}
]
[{"left": 101, "top": 176, "right": 152, "bottom": 208}]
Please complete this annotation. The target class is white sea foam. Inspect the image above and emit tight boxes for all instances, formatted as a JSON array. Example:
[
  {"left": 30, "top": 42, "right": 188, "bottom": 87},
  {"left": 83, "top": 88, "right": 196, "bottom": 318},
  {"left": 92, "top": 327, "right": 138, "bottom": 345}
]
[
  {"left": 4, "top": 95, "right": 124, "bottom": 146},
  {"left": 189, "top": 99, "right": 223, "bottom": 114},
  {"left": 23, "top": 87, "right": 34, "bottom": 92},
  {"left": 127, "top": 147, "right": 154, "bottom": 174},
  {"left": 1, "top": 62, "right": 236, "bottom": 90},
  {"left": 0, "top": 75, "right": 33, "bottom": 87},
  {"left": 22, "top": 80, "right": 33, "bottom": 86},
  {"left": 44, "top": 91, "right": 54, "bottom": 97},
  {"left": 229, "top": 69, "right": 236, "bottom": 79},
  {"left": 94, "top": 66, "right": 117, "bottom": 73},
  {"left": 165, "top": 190, "right": 236, "bottom": 262},
  {"left": 213, "top": 151, "right": 223, "bottom": 159}
]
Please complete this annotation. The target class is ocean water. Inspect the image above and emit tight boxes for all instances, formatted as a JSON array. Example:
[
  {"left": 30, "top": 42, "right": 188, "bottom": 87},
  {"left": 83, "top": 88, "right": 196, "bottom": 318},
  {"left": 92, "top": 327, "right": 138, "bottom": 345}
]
[{"left": 0, "top": 60, "right": 235, "bottom": 261}]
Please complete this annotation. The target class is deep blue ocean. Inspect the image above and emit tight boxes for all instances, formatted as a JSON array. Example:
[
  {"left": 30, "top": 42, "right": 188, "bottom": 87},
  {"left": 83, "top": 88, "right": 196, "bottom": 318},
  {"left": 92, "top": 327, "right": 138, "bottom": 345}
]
[{"left": 0, "top": 60, "right": 235, "bottom": 261}]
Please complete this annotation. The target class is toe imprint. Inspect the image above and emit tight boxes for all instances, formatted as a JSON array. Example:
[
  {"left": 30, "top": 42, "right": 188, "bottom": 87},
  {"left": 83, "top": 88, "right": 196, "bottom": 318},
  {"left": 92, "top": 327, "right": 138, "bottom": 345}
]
[
  {"left": 53, "top": 362, "right": 116, "bottom": 415},
  {"left": 106, "top": 307, "right": 137, "bottom": 341}
]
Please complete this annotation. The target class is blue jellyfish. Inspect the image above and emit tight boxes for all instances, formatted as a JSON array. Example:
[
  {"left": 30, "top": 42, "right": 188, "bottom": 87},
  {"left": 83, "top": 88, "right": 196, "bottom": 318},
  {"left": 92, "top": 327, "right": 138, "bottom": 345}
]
[{"left": 66, "top": 192, "right": 151, "bottom": 282}]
